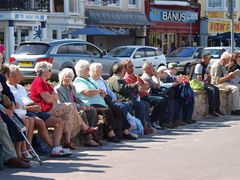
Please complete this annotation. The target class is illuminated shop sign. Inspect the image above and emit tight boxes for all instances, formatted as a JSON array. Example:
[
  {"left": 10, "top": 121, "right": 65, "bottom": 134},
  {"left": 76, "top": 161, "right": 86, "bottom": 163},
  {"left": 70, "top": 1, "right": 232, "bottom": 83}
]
[{"left": 149, "top": 8, "right": 198, "bottom": 22}]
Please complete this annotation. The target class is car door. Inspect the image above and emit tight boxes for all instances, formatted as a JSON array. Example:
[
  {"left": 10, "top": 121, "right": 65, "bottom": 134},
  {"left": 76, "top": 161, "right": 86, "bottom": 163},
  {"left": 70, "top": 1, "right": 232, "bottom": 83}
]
[{"left": 132, "top": 47, "right": 145, "bottom": 74}]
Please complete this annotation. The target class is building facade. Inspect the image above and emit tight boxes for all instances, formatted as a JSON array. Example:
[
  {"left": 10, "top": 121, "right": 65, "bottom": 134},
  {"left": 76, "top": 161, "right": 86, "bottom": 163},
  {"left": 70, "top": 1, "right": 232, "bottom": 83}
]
[
  {"left": 85, "top": 0, "right": 149, "bottom": 51},
  {"left": 198, "top": 0, "right": 240, "bottom": 47},
  {"left": 0, "top": 0, "right": 85, "bottom": 60},
  {"left": 145, "top": 0, "right": 201, "bottom": 54}
]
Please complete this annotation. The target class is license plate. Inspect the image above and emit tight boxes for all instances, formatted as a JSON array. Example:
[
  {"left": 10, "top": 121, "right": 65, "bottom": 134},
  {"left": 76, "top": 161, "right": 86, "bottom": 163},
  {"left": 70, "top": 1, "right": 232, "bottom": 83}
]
[{"left": 19, "top": 61, "right": 33, "bottom": 67}]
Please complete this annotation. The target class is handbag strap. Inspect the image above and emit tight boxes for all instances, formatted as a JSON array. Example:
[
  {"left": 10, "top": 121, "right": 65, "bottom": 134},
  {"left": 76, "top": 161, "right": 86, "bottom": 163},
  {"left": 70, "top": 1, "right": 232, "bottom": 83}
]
[{"left": 79, "top": 76, "right": 98, "bottom": 89}]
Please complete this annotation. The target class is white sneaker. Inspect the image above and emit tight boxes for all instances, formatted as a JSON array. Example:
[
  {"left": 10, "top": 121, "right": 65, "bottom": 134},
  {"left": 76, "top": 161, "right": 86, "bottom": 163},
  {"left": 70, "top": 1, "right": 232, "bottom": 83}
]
[
  {"left": 152, "top": 122, "right": 161, "bottom": 129},
  {"left": 51, "top": 146, "right": 72, "bottom": 157},
  {"left": 22, "top": 151, "right": 33, "bottom": 159}
]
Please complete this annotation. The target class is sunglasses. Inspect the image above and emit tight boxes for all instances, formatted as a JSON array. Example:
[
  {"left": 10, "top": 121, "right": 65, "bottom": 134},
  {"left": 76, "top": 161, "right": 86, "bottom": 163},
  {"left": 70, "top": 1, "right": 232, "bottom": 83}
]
[{"left": 127, "top": 65, "right": 134, "bottom": 68}]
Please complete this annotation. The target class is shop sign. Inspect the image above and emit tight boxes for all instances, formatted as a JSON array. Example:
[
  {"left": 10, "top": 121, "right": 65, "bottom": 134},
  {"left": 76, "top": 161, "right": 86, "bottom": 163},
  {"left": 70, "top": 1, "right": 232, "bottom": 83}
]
[
  {"left": 208, "top": 21, "right": 240, "bottom": 33},
  {"left": 207, "top": 11, "right": 237, "bottom": 20},
  {"left": 0, "top": 12, "right": 47, "bottom": 21},
  {"left": 208, "top": 12, "right": 224, "bottom": 19},
  {"left": 150, "top": 8, "right": 198, "bottom": 22},
  {"left": 13, "top": 13, "right": 47, "bottom": 21}
]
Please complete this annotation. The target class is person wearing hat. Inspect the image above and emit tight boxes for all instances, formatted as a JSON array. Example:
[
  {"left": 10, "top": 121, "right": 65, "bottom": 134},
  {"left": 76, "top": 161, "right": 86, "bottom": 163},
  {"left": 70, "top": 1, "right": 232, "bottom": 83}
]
[
  {"left": 155, "top": 65, "right": 195, "bottom": 125},
  {"left": 191, "top": 51, "right": 224, "bottom": 116},
  {"left": 166, "top": 63, "right": 178, "bottom": 82}
]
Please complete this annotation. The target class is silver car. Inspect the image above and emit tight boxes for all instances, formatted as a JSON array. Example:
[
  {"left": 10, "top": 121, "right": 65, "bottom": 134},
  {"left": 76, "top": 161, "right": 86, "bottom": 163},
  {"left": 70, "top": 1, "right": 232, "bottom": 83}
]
[
  {"left": 9, "top": 39, "right": 120, "bottom": 82},
  {"left": 107, "top": 45, "right": 166, "bottom": 75},
  {"left": 166, "top": 46, "right": 204, "bottom": 74}
]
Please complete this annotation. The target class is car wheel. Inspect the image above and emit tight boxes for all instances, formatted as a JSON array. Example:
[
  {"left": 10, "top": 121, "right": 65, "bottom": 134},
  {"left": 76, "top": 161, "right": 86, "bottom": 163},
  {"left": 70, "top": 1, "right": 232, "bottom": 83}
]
[{"left": 184, "top": 63, "right": 191, "bottom": 75}]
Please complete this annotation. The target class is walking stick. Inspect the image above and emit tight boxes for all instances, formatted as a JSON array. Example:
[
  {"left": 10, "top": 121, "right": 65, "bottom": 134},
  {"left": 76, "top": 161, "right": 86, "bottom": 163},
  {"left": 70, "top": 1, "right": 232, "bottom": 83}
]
[{"left": 11, "top": 114, "right": 43, "bottom": 165}]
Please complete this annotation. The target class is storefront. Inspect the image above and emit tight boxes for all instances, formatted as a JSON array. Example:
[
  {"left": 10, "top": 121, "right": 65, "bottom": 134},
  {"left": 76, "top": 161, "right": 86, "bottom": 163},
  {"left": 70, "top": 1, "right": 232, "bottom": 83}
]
[
  {"left": 0, "top": 12, "right": 47, "bottom": 61},
  {"left": 201, "top": 0, "right": 239, "bottom": 47},
  {"left": 85, "top": 9, "right": 150, "bottom": 51},
  {"left": 145, "top": 0, "right": 200, "bottom": 54}
]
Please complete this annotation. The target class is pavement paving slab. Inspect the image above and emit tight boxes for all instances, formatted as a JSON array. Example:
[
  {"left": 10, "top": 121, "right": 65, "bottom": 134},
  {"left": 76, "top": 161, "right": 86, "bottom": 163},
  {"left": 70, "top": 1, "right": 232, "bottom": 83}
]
[{"left": 1, "top": 115, "right": 240, "bottom": 180}]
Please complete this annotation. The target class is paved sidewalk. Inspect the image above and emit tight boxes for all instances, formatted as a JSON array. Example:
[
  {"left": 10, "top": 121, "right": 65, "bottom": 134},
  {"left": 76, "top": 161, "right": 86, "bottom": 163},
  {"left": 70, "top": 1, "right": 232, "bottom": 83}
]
[{"left": 2, "top": 115, "right": 240, "bottom": 180}]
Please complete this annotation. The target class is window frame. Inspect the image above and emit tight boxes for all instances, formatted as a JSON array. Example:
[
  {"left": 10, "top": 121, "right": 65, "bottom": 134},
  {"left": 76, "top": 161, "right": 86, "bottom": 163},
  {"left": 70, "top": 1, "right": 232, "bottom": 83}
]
[{"left": 69, "top": 0, "right": 78, "bottom": 14}]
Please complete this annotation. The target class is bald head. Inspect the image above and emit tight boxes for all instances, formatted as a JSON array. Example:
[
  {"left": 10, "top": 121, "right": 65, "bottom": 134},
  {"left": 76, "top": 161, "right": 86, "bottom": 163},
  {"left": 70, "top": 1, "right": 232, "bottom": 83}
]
[{"left": 220, "top": 52, "right": 231, "bottom": 66}]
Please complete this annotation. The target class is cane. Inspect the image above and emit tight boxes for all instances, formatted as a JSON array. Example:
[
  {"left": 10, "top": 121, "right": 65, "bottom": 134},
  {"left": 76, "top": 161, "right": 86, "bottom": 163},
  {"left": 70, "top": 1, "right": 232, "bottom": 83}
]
[{"left": 11, "top": 114, "right": 43, "bottom": 165}]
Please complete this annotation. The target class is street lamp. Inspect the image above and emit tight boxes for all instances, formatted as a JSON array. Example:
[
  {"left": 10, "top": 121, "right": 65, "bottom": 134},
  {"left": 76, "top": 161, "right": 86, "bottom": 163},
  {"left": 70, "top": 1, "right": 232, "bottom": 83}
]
[{"left": 227, "top": 0, "right": 234, "bottom": 53}]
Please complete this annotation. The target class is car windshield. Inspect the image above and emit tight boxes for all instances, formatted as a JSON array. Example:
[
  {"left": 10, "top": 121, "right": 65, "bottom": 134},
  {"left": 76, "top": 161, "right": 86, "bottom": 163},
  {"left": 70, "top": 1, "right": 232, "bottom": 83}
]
[
  {"left": 108, "top": 47, "right": 135, "bottom": 58},
  {"left": 203, "top": 49, "right": 223, "bottom": 59},
  {"left": 15, "top": 43, "right": 49, "bottom": 55},
  {"left": 168, "top": 47, "right": 197, "bottom": 57}
]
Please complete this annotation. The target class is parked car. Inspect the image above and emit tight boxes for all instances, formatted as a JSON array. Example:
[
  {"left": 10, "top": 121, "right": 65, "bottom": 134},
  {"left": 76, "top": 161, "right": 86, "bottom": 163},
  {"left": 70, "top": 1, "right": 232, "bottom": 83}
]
[
  {"left": 107, "top": 45, "right": 166, "bottom": 74},
  {"left": 9, "top": 39, "right": 120, "bottom": 82},
  {"left": 166, "top": 46, "right": 204, "bottom": 74},
  {"left": 202, "top": 46, "right": 240, "bottom": 67}
]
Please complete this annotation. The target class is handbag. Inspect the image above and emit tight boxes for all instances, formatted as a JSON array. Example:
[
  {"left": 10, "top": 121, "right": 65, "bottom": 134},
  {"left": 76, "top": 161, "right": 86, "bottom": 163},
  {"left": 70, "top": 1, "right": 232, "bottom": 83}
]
[{"left": 2, "top": 94, "right": 12, "bottom": 109}]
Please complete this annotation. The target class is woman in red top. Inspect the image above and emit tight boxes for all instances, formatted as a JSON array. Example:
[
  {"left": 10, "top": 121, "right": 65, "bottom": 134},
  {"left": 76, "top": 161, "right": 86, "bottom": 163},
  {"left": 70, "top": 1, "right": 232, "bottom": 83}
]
[{"left": 30, "top": 62, "right": 97, "bottom": 149}]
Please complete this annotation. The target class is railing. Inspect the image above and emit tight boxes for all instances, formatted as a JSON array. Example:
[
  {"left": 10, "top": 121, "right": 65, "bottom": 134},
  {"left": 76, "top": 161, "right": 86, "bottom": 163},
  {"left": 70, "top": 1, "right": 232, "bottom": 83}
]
[{"left": 0, "top": 0, "right": 50, "bottom": 12}]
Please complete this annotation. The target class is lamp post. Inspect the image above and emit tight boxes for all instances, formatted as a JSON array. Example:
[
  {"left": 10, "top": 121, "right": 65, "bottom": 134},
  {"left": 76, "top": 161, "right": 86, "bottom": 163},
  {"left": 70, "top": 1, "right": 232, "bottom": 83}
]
[{"left": 228, "top": 0, "right": 234, "bottom": 53}]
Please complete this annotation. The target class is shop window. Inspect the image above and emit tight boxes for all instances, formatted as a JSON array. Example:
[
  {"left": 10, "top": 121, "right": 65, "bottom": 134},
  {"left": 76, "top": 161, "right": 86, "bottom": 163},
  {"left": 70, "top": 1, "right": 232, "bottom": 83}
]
[
  {"left": 21, "top": 29, "right": 29, "bottom": 42},
  {"left": 69, "top": 0, "right": 78, "bottom": 13},
  {"left": 52, "top": 30, "right": 57, "bottom": 39},
  {"left": 53, "top": 0, "right": 64, "bottom": 12},
  {"left": 129, "top": 0, "right": 136, "bottom": 5}
]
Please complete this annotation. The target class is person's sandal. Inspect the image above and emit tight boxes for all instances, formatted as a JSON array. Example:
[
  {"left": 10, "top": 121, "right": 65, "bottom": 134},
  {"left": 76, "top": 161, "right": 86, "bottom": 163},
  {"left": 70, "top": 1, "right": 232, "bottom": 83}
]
[
  {"left": 85, "top": 140, "right": 99, "bottom": 147},
  {"left": 82, "top": 127, "right": 98, "bottom": 134},
  {"left": 27, "top": 149, "right": 37, "bottom": 158},
  {"left": 64, "top": 142, "right": 76, "bottom": 150}
]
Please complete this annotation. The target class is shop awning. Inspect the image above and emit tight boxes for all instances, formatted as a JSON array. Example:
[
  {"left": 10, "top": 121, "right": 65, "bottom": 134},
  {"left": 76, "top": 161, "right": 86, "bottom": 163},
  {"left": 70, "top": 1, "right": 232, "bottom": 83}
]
[
  {"left": 86, "top": 9, "right": 151, "bottom": 26},
  {"left": 212, "top": 32, "right": 240, "bottom": 40},
  {"left": 70, "top": 26, "right": 117, "bottom": 36}
]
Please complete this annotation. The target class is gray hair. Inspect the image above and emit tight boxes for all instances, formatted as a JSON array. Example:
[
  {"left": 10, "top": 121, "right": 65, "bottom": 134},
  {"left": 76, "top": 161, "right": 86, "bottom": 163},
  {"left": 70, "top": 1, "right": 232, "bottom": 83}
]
[
  {"left": 220, "top": 52, "right": 231, "bottom": 61},
  {"left": 89, "top": 63, "right": 103, "bottom": 77},
  {"left": 35, "top": 61, "right": 52, "bottom": 76},
  {"left": 8, "top": 64, "right": 19, "bottom": 75},
  {"left": 142, "top": 62, "right": 152, "bottom": 71},
  {"left": 74, "top": 60, "right": 90, "bottom": 77},
  {"left": 58, "top": 68, "right": 75, "bottom": 85}
]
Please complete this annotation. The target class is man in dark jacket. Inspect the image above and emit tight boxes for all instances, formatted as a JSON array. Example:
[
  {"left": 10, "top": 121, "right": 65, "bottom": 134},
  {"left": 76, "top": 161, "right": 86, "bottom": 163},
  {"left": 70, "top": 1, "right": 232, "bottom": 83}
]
[{"left": 191, "top": 51, "right": 224, "bottom": 116}]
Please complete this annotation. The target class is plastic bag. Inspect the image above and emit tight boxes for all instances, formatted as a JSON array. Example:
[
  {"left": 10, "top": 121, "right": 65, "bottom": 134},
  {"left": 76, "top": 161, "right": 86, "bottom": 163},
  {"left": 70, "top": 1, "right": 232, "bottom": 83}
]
[
  {"left": 126, "top": 112, "right": 144, "bottom": 135},
  {"left": 190, "top": 79, "right": 204, "bottom": 90}
]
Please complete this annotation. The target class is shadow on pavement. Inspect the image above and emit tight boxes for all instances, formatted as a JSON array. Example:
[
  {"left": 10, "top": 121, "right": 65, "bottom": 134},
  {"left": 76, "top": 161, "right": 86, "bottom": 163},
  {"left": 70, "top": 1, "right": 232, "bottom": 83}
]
[{"left": 2, "top": 115, "right": 240, "bottom": 178}]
